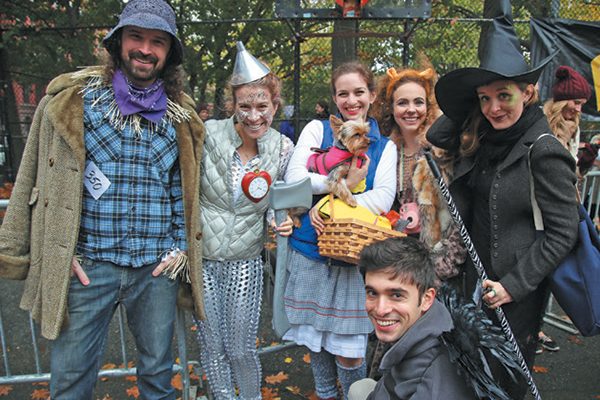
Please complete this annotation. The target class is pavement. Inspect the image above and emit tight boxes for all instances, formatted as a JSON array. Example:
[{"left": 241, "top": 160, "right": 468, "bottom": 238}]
[{"left": 0, "top": 277, "right": 599, "bottom": 399}]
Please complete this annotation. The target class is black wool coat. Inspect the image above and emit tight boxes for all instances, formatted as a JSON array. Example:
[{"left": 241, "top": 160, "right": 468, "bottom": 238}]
[{"left": 428, "top": 115, "right": 578, "bottom": 302}]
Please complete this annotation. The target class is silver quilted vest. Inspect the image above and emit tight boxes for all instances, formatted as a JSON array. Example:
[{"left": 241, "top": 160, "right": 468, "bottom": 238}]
[{"left": 200, "top": 117, "right": 281, "bottom": 260}]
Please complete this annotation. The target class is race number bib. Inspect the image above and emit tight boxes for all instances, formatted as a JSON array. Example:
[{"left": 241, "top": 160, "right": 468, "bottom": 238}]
[{"left": 84, "top": 161, "right": 111, "bottom": 200}]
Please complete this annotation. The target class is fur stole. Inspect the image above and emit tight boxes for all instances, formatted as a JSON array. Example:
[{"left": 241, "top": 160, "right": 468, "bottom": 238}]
[{"left": 412, "top": 156, "right": 452, "bottom": 248}]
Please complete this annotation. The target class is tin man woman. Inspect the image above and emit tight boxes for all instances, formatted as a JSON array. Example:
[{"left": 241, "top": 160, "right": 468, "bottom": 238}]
[{"left": 193, "top": 42, "right": 294, "bottom": 400}]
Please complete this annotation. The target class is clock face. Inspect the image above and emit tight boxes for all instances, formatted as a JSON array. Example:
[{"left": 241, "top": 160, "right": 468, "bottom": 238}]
[
  {"left": 248, "top": 176, "right": 269, "bottom": 199},
  {"left": 241, "top": 169, "right": 272, "bottom": 203}
]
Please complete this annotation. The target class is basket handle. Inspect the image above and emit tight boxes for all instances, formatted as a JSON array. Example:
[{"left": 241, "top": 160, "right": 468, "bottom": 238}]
[{"left": 328, "top": 193, "right": 335, "bottom": 220}]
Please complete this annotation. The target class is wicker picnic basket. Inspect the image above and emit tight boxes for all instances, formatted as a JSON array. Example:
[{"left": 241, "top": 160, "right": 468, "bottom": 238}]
[{"left": 318, "top": 194, "right": 406, "bottom": 264}]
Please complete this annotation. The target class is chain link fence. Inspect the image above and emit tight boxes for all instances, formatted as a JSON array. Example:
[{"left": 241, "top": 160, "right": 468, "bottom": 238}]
[
  {"left": 1, "top": 1, "right": 599, "bottom": 177},
  {"left": 555, "top": 0, "right": 600, "bottom": 20},
  {"left": 273, "top": 16, "right": 509, "bottom": 137},
  {"left": 0, "top": 1, "right": 598, "bottom": 395}
]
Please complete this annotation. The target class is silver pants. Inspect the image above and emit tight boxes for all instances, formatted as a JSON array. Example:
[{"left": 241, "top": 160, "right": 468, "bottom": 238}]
[{"left": 194, "top": 258, "right": 263, "bottom": 400}]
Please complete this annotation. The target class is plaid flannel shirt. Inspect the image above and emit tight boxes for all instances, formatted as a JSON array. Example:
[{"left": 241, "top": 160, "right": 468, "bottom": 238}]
[{"left": 76, "top": 86, "right": 186, "bottom": 267}]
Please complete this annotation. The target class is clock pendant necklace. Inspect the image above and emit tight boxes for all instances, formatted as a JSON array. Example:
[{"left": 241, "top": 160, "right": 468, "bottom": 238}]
[
  {"left": 241, "top": 168, "right": 272, "bottom": 203},
  {"left": 236, "top": 123, "right": 272, "bottom": 202}
]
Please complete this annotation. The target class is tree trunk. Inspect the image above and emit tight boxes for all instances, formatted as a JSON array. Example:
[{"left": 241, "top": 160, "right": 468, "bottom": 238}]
[{"left": 332, "top": 19, "right": 358, "bottom": 71}]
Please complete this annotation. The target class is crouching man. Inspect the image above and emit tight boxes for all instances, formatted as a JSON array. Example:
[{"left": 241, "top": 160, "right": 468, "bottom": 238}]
[{"left": 349, "top": 237, "right": 477, "bottom": 400}]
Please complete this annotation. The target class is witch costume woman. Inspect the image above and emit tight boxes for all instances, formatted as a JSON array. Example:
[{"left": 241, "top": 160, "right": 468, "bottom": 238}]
[{"left": 426, "top": 8, "right": 579, "bottom": 400}]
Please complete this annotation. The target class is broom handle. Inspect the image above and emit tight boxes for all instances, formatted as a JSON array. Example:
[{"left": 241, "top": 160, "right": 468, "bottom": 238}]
[{"left": 425, "top": 152, "right": 542, "bottom": 400}]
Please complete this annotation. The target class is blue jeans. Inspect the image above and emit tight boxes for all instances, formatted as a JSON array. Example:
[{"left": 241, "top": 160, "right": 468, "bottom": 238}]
[{"left": 50, "top": 258, "right": 179, "bottom": 400}]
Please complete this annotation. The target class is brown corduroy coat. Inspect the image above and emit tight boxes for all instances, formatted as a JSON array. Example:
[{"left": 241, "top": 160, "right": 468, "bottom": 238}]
[{"left": 0, "top": 67, "right": 206, "bottom": 340}]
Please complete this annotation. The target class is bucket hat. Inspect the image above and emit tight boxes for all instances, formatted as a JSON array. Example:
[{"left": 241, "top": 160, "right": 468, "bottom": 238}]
[
  {"left": 103, "top": 0, "right": 183, "bottom": 66},
  {"left": 435, "top": 2, "right": 555, "bottom": 122},
  {"left": 230, "top": 41, "right": 271, "bottom": 86}
]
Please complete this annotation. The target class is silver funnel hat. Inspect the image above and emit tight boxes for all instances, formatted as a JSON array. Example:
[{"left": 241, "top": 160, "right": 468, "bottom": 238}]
[{"left": 230, "top": 41, "right": 271, "bottom": 86}]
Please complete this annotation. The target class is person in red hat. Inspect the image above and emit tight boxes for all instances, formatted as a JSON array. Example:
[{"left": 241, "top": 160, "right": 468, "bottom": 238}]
[
  {"left": 536, "top": 65, "right": 592, "bottom": 355},
  {"left": 543, "top": 65, "right": 592, "bottom": 162}
]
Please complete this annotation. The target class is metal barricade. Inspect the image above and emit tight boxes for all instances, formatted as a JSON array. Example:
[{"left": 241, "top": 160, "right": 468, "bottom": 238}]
[
  {"left": 581, "top": 170, "right": 600, "bottom": 226},
  {"left": 0, "top": 199, "right": 297, "bottom": 399},
  {"left": 0, "top": 199, "right": 200, "bottom": 398},
  {"left": 543, "top": 170, "right": 600, "bottom": 334},
  {"left": 0, "top": 302, "right": 196, "bottom": 399}
]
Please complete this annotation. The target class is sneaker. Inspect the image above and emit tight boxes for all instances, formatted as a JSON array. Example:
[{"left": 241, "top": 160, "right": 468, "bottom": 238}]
[
  {"left": 539, "top": 333, "right": 560, "bottom": 352},
  {"left": 535, "top": 341, "right": 543, "bottom": 355}
]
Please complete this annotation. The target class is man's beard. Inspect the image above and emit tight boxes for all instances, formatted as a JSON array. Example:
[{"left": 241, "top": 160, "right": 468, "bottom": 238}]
[{"left": 120, "top": 51, "right": 162, "bottom": 84}]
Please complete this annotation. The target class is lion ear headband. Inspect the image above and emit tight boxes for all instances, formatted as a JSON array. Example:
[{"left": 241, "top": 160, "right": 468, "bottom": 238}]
[{"left": 385, "top": 67, "right": 435, "bottom": 99}]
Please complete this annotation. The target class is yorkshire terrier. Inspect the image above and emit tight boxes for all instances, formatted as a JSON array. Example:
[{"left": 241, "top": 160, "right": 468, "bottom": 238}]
[{"left": 307, "top": 115, "right": 370, "bottom": 207}]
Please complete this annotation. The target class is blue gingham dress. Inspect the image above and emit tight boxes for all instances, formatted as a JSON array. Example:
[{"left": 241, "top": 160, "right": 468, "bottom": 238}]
[{"left": 283, "top": 250, "right": 372, "bottom": 358}]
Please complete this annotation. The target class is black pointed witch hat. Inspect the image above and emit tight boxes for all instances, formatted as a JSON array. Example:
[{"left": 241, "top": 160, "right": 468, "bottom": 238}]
[{"left": 435, "top": 2, "right": 556, "bottom": 122}]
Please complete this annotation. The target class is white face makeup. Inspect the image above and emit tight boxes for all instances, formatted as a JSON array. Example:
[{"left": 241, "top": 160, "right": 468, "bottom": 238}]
[{"left": 234, "top": 85, "right": 277, "bottom": 140}]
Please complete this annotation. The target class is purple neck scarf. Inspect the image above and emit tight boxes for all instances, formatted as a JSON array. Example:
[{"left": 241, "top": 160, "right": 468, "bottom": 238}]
[{"left": 112, "top": 69, "right": 167, "bottom": 124}]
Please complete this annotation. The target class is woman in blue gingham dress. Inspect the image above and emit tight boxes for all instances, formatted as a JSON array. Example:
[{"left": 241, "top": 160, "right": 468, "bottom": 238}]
[
  {"left": 284, "top": 252, "right": 373, "bottom": 355},
  {"left": 283, "top": 61, "right": 397, "bottom": 400}
]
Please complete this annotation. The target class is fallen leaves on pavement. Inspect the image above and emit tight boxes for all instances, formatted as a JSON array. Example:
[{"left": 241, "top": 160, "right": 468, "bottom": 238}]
[
  {"left": 306, "top": 391, "right": 319, "bottom": 400},
  {"left": 0, "top": 183, "right": 13, "bottom": 199},
  {"left": 118, "top": 361, "right": 135, "bottom": 369},
  {"left": 171, "top": 373, "right": 183, "bottom": 390},
  {"left": 100, "top": 363, "right": 118, "bottom": 381},
  {"left": 261, "top": 387, "right": 281, "bottom": 400},
  {"left": 265, "top": 371, "right": 289, "bottom": 385},
  {"left": 30, "top": 388, "right": 50, "bottom": 399},
  {"left": 533, "top": 365, "right": 549, "bottom": 373},
  {"left": 0, "top": 386, "right": 12, "bottom": 396},
  {"left": 567, "top": 335, "right": 583, "bottom": 345},
  {"left": 285, "top": 385, "right": 301, "bottom": 395},
  {"left": 126, "top": 385, "right": 140, "bottom": 398}
]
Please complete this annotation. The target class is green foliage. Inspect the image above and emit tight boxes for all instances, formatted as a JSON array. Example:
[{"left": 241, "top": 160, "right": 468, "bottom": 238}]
[
  {"left": 2, "top": 0, "right": 121, "bottom": 88},
  {"left": 0, "top": 0, "right": 595, "bottom": 124},
  {"left": 174, "top": 0, "right": 294, "bottom": 113},
  {"left": 558, "top": 1, "right": 600, "bottom": 21}
]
